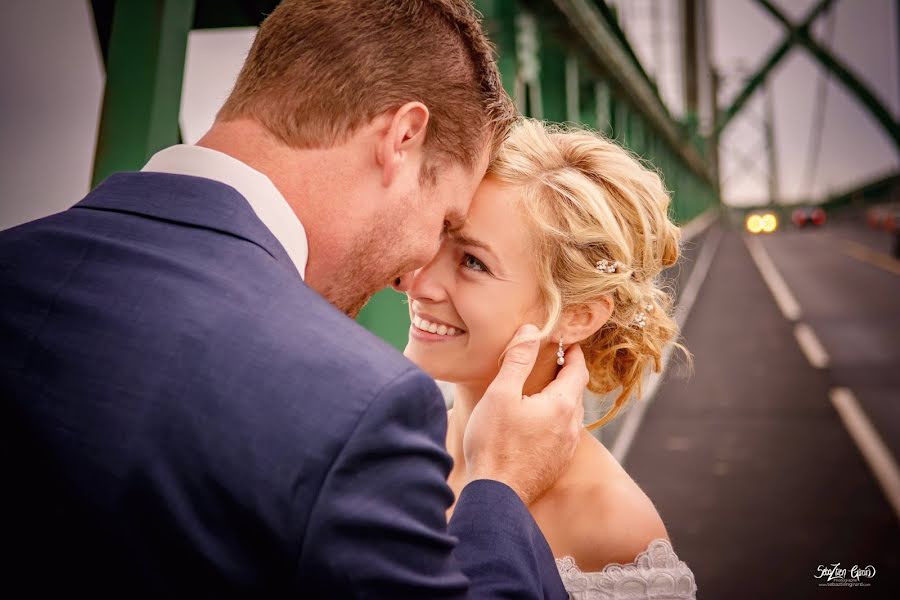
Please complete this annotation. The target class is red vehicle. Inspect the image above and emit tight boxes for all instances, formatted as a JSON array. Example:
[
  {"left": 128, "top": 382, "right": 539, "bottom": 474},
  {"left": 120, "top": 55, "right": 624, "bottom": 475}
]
[
  {"left": 791, "top": 206, "right": 826, "bottom": 228},
  {"left": 866, "top": 205, "right": 898, "bottom": 232}
]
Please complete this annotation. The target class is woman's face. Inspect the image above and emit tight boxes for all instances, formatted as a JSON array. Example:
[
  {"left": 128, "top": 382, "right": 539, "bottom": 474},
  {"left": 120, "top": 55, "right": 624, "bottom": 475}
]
[{"left": 404, "top": 178, "right": 554, "bottom": 387}]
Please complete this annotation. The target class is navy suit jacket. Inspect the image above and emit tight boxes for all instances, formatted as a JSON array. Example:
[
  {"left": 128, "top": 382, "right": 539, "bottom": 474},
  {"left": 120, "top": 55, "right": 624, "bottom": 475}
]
[{"left": 0, "top": 172, "right": 567, "bottom": 598}]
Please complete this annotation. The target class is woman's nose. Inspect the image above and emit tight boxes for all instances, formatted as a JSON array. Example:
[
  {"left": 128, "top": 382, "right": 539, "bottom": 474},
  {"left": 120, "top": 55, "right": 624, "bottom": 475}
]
[
  {"left": 399, "top": 258, "right": 450, "bottom": 303},
  {"left": 393, "top": 237, "right": 444, "bottom": 294}
]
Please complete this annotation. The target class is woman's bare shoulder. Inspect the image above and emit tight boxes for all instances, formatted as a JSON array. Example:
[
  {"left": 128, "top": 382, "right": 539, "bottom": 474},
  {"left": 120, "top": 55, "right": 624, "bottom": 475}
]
[
  {"left": 535, "top": 434, "right": 670, "bottom": 572},
  {"left": 567, "top": 477, "right": 669, "bottom": 571}
]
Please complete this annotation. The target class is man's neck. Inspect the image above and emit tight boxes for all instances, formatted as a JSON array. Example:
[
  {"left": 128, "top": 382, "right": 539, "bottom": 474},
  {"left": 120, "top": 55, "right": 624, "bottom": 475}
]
[
  {"left": 196, "top": 119, "right": 351, "bottom": 300},
  {"left": 196, "top": 118, "right": 320, "bottom": 224}
]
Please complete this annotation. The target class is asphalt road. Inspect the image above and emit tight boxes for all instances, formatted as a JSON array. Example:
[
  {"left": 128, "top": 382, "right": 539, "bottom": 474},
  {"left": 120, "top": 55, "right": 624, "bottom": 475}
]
[
  {"left": 619, "top": 220, "right": 900, "bottom": 599},
  {"left": 760, "top": 221, "right": 900, "bottom": 462}
]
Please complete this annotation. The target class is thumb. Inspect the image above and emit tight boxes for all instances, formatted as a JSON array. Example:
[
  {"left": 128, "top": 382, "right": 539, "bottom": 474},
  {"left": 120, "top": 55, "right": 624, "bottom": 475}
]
[{"left": 486, "top": 324, "right": 541, "bottom": 399}]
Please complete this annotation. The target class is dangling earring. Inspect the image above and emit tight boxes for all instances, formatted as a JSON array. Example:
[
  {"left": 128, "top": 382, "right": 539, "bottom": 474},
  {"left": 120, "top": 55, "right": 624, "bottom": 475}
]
[{"left": 557, "top": 337, "right": 565, "bottom": 366}]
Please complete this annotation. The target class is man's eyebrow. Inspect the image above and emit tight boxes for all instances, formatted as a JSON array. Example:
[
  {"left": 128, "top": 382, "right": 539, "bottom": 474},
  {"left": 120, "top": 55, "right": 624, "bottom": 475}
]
[{"left": 445, "top": 211, "right": 467, "bottom": 231}]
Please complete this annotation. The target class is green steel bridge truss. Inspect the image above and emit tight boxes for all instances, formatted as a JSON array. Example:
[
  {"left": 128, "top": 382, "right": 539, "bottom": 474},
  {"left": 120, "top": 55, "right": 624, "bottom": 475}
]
[{"left": 719, "top": 0, "right": 899, "bottom": 153}]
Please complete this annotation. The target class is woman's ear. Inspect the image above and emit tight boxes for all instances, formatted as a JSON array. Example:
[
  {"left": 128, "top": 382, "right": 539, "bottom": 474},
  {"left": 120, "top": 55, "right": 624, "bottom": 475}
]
[{"left": 558, "top": 296, "right": 614, "bottom": 344}]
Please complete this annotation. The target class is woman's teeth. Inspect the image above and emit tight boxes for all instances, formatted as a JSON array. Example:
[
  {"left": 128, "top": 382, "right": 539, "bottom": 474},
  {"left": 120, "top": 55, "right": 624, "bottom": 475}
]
[{"left": 412, "top": 315, "right": 463, "bottom": 336}]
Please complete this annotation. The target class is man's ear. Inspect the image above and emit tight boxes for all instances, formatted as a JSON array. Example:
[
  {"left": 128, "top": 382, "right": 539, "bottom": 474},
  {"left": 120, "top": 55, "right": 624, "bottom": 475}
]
[
  {"left": 376, "top": 101, "right": 430, "bottom": 187},
  {"left": 558, "top": 296, "right": 614, "bottom": 344}
]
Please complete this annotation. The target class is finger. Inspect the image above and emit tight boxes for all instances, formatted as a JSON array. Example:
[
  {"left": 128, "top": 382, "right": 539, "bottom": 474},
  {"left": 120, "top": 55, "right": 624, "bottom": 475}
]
[
  {"left": 574, "top": 397, "right": 585, "bottom": 427},
  {"left": 485, "top": 324, "right": 541, "bottom": 401},
  {"left": 567, "top": 398, "right": 584, "bottom": 458},
  {"left": 542, "top": 344, "right": 589, "bottom": 405}
]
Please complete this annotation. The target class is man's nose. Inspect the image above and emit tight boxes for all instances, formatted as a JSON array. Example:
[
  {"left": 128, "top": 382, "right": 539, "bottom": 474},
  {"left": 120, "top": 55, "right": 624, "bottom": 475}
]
[{"left": 392, "top": 271, "right": 415, "bottom": 293}]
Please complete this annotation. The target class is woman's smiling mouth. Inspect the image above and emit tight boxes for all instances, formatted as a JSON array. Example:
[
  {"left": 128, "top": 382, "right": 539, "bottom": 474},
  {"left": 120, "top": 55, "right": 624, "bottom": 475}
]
[{"left": 411, "top": 313, "right": 466, "bottom": 338}]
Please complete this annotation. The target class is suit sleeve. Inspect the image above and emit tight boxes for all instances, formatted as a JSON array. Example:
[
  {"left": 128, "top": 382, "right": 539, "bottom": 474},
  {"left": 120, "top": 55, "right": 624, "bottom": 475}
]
[{"left": 294, "top": 367, "right": 567, "bottom": 599}]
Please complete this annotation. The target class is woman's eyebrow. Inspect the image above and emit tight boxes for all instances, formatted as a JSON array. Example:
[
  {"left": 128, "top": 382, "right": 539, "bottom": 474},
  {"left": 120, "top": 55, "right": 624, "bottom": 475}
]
[{"left": 447, "top": 229, "right": 499, "bottom": 262}]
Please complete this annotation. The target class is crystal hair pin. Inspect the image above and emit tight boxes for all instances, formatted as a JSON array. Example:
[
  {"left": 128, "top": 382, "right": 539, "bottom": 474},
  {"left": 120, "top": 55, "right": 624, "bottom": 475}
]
[
  {"left": 595, "top": 259, "right": 623, "bottom": 274},
  {"left": 633, "top": 302, "right": 654, "bottom": 328}
]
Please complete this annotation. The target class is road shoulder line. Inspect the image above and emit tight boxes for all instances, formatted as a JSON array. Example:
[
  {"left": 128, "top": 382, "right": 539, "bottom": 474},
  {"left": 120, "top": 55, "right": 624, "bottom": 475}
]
[{"left": 612, "top": 227, "right": 723, "bottom": 464}]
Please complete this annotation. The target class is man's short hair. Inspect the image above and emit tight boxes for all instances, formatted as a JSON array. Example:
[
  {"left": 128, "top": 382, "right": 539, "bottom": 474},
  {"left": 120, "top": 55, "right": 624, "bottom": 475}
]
[{"left": 218, "top": 0, "right": 517, "bottom": 175}]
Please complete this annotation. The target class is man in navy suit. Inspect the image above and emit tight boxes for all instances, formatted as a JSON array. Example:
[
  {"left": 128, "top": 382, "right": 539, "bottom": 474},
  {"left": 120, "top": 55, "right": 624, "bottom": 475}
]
[{"left": 1, "top": 1, "right": 587, "bottom": 596}]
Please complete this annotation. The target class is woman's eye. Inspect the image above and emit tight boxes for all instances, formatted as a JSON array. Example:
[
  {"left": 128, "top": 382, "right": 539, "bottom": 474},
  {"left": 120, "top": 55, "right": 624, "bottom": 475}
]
[{"left": 462, "top": 253, "right": 489, "bottom": 273}]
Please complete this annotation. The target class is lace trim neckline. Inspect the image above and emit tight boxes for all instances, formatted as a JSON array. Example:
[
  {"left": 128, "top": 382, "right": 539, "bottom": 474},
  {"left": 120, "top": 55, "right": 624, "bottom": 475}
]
[
  {"left": 555, "top": 538, "right": 697, "bottom": 596},
  {"left": 555, "top": 537, "right": 677, "bottom": 574}
]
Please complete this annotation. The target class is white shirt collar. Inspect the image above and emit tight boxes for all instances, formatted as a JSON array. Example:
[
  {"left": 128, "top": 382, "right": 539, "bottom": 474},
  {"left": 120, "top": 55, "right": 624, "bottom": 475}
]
[{"left": 142, "top": 144, "right": 308, "bottom": 279}]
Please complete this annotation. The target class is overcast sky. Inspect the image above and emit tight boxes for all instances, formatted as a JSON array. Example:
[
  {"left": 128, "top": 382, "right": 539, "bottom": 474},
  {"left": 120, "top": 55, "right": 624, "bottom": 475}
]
[
  {"left": 1, "top": 0, "right": 897, "bottom": 230},
  {"left": 614, "top": 0, "right": 899, "bottom": 204}
]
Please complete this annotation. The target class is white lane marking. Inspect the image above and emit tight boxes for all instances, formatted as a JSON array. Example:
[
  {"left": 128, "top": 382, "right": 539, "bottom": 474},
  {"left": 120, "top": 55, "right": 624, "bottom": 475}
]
[
  {"left": 829, "top": 387, "right": 900, "bottom": 523},
  {"left": 611, "top": 228, "right": 723, "bottom": 464},
  {"left": 793, "top": 323, "right": 830, "bottom": 369},
  {"left": 744, "top": 235, "right": 802, "bottom": 321}
]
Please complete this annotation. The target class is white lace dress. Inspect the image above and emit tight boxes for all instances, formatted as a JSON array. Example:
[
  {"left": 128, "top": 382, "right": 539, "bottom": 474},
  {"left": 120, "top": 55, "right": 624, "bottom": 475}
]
[{"left": 555, "top": 538, "right": 697, "bottom": 599}]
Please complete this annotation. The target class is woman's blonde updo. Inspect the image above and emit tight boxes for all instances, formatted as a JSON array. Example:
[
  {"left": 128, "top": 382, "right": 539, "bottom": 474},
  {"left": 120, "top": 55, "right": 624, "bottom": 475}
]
[{"left": 488, "top": 118, "right": 687, "bottom": 430}]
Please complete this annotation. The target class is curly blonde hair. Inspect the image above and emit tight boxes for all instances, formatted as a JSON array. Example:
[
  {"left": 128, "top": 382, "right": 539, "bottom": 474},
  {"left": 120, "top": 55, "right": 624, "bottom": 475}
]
[{"left": 488, "top": 119, "right": 688, "bottom": 430}]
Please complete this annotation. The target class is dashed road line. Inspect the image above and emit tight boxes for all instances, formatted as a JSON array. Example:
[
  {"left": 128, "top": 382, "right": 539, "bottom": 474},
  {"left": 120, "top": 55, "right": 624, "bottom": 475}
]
[
  {"left": 793, "top": 323, "right": 830, "bottom": 369},
  {"left": 746, "top": 234, "right": 900, "bottom": 523},
  {"left": 829, "top": 387, "right": 900, "bottom": 523},
  {"left": 744, "top": 235, "right": 802, "bottom": 321}
]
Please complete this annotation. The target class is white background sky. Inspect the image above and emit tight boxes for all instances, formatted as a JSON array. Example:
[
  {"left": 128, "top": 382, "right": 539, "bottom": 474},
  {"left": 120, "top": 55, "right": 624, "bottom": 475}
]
[{"left": 1, "top": 0, "right": 898, "bottom": 230}]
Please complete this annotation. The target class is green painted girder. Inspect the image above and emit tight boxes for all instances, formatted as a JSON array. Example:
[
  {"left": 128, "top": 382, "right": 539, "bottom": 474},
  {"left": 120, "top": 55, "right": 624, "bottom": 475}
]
[
  {"left": 822, "top": 170, "right": 900, "bottom": 210},
  {"left": 718, "top": 0, "right": 835, "bottom": 135},
  {"left": 91, "top": 0, "right": 277, "bottom": 67},
  {"left": 544, "top": 0, "right": 715, "bottom": 185},
  {"left": 590, "top": 0, "right": 657, "bottom": 94},
  {"left": 89, "top": 0, "right": 279, "bottom": 187},
  {"left": 539, "top": 23, "right": 569, "bottom": 123},
  {"left": 479, "top": 0, "right": 520, "bottom": 96},
  {"left": 749, "top": 0, "right": 899, "bottom": 153},
  {"left": 192, "top": 0, "right": 278, "bottom": 29},
  {"left": 91, "top": 0, "right": 196, "bottom": 186},
  {"left": 90, "top": 0, "right": 115, "bottom": 66}
]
